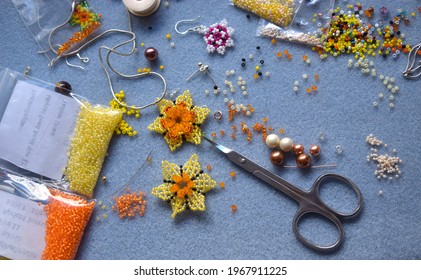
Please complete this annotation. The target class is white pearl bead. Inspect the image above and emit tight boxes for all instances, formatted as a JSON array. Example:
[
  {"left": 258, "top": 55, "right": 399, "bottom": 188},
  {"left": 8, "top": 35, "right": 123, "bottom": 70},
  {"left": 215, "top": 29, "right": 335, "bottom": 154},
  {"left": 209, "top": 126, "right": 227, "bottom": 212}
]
[
  {"left": 279, "top": 137, "right": 294, "bottom": 152},
  {"left": 265, "top": 134, "right": 280, "bottom": 148}
]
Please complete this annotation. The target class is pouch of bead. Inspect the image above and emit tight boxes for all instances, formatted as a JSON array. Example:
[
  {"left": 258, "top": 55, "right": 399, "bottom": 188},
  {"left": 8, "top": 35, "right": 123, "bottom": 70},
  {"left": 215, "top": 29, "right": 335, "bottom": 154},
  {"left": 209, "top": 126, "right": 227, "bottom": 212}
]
[
  {"left": 231, "top": 0, "right": 300, "bottom": 28},
  {"left": 0, "top": 66, "right": 123, "bottom": 198},
  {"left": 10, "top": 0, "right": 103, "bottom": 64},
  {"left": 256, "top": 0, "right": 336, "bottom": 47},
  {"left": 0, "top": 167, "right": 96, "bottom": 260}
]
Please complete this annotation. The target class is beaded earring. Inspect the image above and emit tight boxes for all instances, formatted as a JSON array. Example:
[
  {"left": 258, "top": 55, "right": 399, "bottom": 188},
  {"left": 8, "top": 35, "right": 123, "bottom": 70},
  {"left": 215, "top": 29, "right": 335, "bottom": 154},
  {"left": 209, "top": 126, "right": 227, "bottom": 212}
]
[
  {"left": 47, "top": 0, "right": 103, "bottom": 67},
  {"left": 175, "top": 17, "right": 234, "bottom": 55}
]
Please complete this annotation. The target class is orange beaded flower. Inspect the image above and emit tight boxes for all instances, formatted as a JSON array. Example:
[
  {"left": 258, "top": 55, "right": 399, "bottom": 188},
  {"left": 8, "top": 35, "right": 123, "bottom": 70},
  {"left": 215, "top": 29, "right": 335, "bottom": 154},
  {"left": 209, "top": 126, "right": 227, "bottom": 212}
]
[
  {"left": 148, "top": 90, "right": 210, "bottom": 151},
  {"left": 152, "top": 154, "right": 216, "bottom": 218}
]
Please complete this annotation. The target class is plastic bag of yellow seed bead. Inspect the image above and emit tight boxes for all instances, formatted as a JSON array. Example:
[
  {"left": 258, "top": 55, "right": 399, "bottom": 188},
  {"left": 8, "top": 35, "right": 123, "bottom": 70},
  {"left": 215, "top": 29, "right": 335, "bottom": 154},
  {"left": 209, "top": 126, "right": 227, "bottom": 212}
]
[
  {"left": 256, "top": 0, "right": 336, "bottom": 46},
  {"left": 64, "top": 102, "right": 122, "bottom": 197},
  {"left": 0, "top": 168, "right": 95, "bottom": 260},
  {"left": 231, "top": 0, "right": 298, "bottom": 28},
  {"left": 10, "top": 0, "right": 103, "bottom": 66}
]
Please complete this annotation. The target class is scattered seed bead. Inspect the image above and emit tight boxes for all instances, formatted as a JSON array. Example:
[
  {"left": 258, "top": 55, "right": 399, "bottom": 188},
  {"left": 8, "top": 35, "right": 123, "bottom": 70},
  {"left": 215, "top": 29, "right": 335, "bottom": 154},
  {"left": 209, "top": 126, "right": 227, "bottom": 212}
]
[
  {"left": 219, "top": 182, "right": 225, "bottom": 188},
  {"left": 112, "top": 191, "right": 147, "bottom": 219},
  {"left": 165, "top": 33, "right": 171, "bottom": 39},
  {"left": 335, "top": 145, "right": 343, "bottom": 154},
  {"left": 303, "top": 74, "right": 308, "bottom": 80},
  {"left": 170, "top": 42, "right": 175, "bottom": 47},
  {"left": 231, "top": 204, "right": 237, "bottom": 212},
  {"left": 230, "top": 171, "right": 236, "bottom": 177},
  {"left": 42, "top": 189, "right": 95, "bottom": 260},
  {"left": 389, "top": 103, "right": 395, "bottom": 108},
  {"left": 65, "top": 103, "right": 123, "bottom": 197},
  {"left": 206, "top": 164, "right": 212, "bottom": 171},
  {"left": 293, "top": 86, "right": 298, "bottom": 92}
]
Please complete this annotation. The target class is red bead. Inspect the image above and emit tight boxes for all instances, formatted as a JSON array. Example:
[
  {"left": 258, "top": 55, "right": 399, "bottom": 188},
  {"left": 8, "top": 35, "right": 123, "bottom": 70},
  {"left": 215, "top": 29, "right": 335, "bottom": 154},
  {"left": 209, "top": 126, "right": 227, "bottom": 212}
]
[
  {"left": 296, "top": 153, "right": 311, "bottom": 168},
  {"left": 144, "top": 47, "right": 158, "bottom": 61}
]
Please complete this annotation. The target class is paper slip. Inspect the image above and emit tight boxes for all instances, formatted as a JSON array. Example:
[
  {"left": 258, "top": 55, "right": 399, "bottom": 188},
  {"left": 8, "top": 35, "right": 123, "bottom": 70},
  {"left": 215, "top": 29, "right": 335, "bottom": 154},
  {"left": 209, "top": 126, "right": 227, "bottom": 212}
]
[
  {"left": 0, "top": 190, "right": 46, "bottom": 260},
  {"left": 0, "top": 80, "right": 80, "bottom": 180}
]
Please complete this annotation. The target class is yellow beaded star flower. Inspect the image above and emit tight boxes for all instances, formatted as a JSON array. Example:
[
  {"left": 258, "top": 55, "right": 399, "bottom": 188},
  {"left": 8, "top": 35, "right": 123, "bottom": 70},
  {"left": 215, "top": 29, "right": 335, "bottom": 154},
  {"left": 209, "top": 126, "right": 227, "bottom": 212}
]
[
  {"left": 148, "top": 90, "right": 210, "bottom": 151},
  {"left": 152, "top": 154, "right": 216, "bottom": 218}
]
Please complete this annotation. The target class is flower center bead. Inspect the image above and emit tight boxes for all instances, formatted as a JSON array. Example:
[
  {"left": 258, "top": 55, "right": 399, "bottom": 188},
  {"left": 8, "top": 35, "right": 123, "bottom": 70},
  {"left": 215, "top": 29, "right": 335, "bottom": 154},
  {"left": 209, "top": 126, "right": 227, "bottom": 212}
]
[
  {"left": 160, "top": 102, "right": 196, "bottom": 139},
  {"left": 170, "top": 173, "right": 195, "bottom": 199}
]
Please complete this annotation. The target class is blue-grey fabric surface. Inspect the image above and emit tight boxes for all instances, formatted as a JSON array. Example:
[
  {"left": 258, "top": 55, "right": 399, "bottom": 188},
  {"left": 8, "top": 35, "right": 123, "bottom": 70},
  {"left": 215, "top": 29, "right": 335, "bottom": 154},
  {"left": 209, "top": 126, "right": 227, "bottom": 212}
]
[{"left": 1, "top": 0, "right": 420, "bottom": 260}]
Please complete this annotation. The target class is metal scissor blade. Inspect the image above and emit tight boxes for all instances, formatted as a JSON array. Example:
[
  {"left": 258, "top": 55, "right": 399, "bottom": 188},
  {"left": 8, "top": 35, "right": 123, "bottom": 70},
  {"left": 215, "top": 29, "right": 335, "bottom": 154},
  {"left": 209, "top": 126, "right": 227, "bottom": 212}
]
[{"left": 203, "top": 136, "right": 233, "bottom": 154}]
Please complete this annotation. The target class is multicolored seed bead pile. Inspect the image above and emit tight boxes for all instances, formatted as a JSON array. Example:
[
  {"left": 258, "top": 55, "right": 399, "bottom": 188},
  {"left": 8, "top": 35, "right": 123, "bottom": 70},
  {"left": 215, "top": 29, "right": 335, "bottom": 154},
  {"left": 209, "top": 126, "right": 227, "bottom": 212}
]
[
  {"left": 65, "top": 102, "right": 123, "bottom": 197},
  {"left": 42, "top": 189, "right": 95, "bottom": 260}
]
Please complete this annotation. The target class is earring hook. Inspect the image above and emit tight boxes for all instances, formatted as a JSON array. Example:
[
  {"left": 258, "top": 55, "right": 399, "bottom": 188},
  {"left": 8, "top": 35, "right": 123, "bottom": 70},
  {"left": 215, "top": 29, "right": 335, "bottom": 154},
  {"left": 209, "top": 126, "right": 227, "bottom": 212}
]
[{"left": 175, "top": 16, "right": 201, "bottom": 35}]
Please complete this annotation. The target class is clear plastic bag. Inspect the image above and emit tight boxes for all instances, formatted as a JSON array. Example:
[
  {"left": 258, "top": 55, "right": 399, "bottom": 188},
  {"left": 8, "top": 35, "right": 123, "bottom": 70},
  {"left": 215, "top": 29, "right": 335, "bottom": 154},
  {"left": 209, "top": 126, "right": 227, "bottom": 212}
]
[
  {"left": 0, "top": 168, "right": 95, "bottom": 260},
  {"left": 10, "top": 0, "right": 103, "bottom": 66},
  {"left": 256, "top": 0, "right": 335, "bottom": 46},
  {"left": 0, "top": 66, "right": 122, "bottom": 197},
  {"left": 231, "top": 0, "right": 299, "bottom": 28}
]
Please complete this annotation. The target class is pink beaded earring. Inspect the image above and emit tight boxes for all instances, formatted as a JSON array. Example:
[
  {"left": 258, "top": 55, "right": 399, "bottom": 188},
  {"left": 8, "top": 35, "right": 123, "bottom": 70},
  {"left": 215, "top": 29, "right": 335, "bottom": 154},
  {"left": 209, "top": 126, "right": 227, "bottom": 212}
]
[{"left": 175, "top": 17, "right": 234, "bottom": 55}]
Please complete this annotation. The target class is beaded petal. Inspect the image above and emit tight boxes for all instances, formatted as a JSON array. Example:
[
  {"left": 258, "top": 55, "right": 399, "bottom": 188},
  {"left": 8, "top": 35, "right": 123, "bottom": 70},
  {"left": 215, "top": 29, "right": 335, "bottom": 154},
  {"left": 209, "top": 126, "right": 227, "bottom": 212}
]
[
  {"left": 148, "top": 90, "right": 210, "bottom": 151},
  {"left": 152, "top": 154, "right": 216, "bottom": 218}
]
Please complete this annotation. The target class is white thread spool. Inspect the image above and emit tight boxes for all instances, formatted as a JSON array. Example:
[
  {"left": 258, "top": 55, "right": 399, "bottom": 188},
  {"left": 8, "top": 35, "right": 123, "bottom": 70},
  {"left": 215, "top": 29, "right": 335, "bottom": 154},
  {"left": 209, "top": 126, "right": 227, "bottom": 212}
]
[{"left": 122, "top": 0, "right": 161, "bottom": 16}]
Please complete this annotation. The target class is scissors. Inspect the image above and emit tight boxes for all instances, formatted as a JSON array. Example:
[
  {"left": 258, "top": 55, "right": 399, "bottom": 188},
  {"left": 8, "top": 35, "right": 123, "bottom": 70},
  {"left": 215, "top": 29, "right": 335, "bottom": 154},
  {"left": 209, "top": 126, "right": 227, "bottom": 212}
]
[{"left": 203, "top": 137, "right": 363, "bottom": 252}]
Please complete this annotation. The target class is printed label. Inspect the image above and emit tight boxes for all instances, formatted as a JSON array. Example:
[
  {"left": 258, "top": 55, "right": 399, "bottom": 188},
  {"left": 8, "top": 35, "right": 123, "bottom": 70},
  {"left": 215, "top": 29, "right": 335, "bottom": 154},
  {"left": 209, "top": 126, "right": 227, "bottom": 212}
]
[
  {"left": 0, "top": 190, "right": 46, "bottom": 260},
  {"left": 0, "top": 80, "right": 80, "bottom": 180}
]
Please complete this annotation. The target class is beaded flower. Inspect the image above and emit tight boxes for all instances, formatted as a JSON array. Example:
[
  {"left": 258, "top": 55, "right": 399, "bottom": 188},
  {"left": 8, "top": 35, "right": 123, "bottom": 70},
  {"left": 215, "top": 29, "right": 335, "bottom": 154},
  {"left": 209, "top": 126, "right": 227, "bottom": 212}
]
[
  {"left": 198, "top": 19, "right": 234, "bottom": 55},
  {"left": 147, "top": 90, "right": 210, "bottom": 151},
  {"left": 70, "top": 1, "right": 102, "bottom": 31},
  {"left": 152, "top": 154, "right": 216, "bottom": 218},
  {"left": 58, "top": 1, "right": 102, "bottom": 55}
]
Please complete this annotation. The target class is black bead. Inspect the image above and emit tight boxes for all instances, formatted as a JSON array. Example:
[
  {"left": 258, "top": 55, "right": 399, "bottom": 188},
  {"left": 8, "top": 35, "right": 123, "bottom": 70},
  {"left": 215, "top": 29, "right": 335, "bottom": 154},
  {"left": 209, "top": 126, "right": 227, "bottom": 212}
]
[
  {"left": 241, "top": 58, "right": 246, "bottom": 62},
  {"left": 199, "top": 170, "right": 204, "bottom": 174},
  {"left": 246, "top": 14, "right": 250, "bottom": 19},
  {"left": 256, "top": 46, "right": 261, "bottom": 50},
  {"left": 148, "top": 26, "right": 153, "bottom": 30},
  {"left": 214, "top": 85, "right": 218, "bottom": 90},
  {"left": 241, "top": 63, "right": 246, "bottom": 67},
  {"left": 258, "top": 72, "right": 262, "bottom": 76},
  {"left": 260, "top": 60, "right": 264, "bottom": 64}
]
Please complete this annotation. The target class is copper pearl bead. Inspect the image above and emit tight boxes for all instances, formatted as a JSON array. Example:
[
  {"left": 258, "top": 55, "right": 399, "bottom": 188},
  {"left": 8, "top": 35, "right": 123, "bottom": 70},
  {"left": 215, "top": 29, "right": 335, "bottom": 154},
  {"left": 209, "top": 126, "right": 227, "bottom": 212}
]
[
  {"left": 270, "top": 150, "right": 285, "bottom": 166},
  {"left": 293, "top": 144, "right": 305, "bottom": 155},
  {"left": 309, "top": 144, "right": 321, "bottom": 156},
  {"left": 296, "top": 153, "right": 311, "bottom": 168},
  {"left": 144, "top": 47, "right": 158, "bottom": 61}
]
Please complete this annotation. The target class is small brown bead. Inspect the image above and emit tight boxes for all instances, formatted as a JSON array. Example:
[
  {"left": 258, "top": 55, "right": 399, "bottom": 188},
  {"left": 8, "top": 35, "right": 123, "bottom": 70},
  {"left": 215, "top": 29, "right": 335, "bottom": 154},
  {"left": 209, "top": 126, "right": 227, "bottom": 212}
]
[
  {"left": 296, "top": 153, "right": 311, "bottom": 168},
  {"left": 144, "top": 47, "right": 158, "bottom": 61},
  {"left": 55, "top": 81, "right": 72, "bottom": 95},
  {"left": 309, "top": 144, "right": 321, "bottom": 156},
  {"left": 270, "top": 150, "right": 285, "bottom": 166},
  {"left": 293, "top": 144, "right": 305, "bottom": 155}
]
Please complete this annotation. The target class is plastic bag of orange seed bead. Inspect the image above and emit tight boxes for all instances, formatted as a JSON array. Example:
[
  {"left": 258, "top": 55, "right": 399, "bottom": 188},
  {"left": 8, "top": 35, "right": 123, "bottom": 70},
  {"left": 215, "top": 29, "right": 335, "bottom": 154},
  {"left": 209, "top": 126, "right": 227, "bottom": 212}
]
[
  {"left": 0, "top": 66, "right": 123, "bottom": 198},
  {"left": 0, "top": 168, "right": 95, "bottom": 260},
  {"left": 256, "top": 0, "right": 336, "bottom": 46},
  {"left": 11, "top": 0, "right": 103, "bottom": 66}
]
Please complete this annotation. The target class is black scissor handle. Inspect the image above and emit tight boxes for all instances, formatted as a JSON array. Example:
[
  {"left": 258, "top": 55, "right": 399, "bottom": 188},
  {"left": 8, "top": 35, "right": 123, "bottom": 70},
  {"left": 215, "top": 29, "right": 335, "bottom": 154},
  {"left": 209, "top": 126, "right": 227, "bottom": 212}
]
[
  {"left": 292, "top": 207, "right": 344, "bottom": 252},
  {"left": 311, "top": 173, "right": 363, "bottom": 219}
]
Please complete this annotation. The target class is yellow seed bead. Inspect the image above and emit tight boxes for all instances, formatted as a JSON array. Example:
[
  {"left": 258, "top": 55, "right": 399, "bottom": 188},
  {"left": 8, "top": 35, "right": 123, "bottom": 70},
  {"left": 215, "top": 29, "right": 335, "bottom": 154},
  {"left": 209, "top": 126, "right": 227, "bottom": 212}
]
[{"left": 165, "top": 33, "right": 171, "bottom": 39}]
